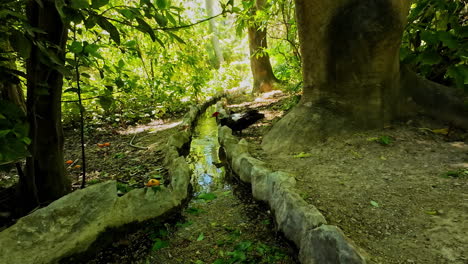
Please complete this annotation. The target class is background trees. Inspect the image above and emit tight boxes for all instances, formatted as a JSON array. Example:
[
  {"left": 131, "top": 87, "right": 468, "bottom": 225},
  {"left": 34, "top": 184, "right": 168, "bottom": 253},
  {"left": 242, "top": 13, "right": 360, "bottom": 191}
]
[{"left": 0, "top": 0, "right": 467, "bottom": 210}]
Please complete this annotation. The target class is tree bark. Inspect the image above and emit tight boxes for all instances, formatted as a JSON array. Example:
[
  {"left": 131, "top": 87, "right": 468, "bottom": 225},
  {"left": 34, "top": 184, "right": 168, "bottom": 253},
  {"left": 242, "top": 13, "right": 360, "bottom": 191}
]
[
  {"left": 262, "top": 0, "right": 412, "bottom": 153},
  {"left": 249, "top": 0, "right": 278, "bottom": 94},
  {"left": 23, "top": 0, "right": 70, "bottom": 206},
  {"left": 0, "top": 40, "right": 26, "bottom": 112},
  {"left": 205, "top": 0, "right": 224, "bottom": 69}
]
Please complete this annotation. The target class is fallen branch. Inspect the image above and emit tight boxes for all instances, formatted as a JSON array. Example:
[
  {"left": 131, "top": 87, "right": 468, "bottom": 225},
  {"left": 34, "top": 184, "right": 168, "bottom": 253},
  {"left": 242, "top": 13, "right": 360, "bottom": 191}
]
[{"left": 129, "top": 134, "right": 149, "bottom": 150}]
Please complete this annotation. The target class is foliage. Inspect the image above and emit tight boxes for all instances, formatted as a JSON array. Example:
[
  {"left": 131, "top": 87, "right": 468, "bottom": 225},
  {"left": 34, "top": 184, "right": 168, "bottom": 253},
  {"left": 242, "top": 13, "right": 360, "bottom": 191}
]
[
  {"left": 213, "top": 240, "right": 288, "bottom": 264},
  {"left": 196, "top": 192, "right": 217, "bottom": 201},
  {"left": 401, "top": 0, "right": 468, "bottom": 90},
  {"left": 441, "top": 169, "right": 468, "bottom": 178},
  {"left": 148, "top": 222, "right": 170, "bottom": 251},
  {"left": 0, "top": 100, "right": 30, "bottom": 167}
]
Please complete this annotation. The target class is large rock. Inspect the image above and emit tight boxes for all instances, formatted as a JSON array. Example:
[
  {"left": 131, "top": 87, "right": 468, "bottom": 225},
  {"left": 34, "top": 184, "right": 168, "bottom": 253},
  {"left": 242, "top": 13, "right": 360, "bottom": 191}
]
[
  {"left": 299, "top": 225, "right": 366, "bottom": 264},
  {"left": 0, "top": 181, "right": 118, "bottom": 264}
]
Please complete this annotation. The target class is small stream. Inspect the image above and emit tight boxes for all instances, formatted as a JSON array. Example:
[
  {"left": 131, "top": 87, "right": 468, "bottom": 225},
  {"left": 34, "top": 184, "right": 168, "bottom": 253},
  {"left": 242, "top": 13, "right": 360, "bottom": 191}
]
[
  {"left": 188, "top": 105, "right": 227, "bottom": 194},
  {"left": 140, "top": 105, "right": 298, "bottom": 263}
]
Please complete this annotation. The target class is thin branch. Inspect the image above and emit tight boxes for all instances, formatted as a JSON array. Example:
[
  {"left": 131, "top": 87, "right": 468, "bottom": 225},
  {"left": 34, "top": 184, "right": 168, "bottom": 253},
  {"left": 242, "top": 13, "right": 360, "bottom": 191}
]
[
  {"left": 129, "top": 133, "right": 148, "bottom": 150},
  {"left": 61, "top": 96, "right": 101, "bottom": 103}
]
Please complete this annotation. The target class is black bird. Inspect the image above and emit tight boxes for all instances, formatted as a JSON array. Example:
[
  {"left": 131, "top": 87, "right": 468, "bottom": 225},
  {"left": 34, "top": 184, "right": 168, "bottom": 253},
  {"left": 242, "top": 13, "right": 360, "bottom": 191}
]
[{"left": 212, "top": 109, "right": 264, "bottom": 134}]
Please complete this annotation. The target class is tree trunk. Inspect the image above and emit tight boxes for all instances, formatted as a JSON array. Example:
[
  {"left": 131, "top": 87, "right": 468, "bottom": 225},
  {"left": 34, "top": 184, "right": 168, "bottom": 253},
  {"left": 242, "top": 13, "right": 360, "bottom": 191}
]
[
  {"left": 249, "top": 0, "right": 278, "bottom": 94},
  {"left": 205, "top": 0, "right": 224, "bottom": 69},
  {"left": 262, "top": 0, "right": 411, "bottom": 153},
  {"left": 0, "top": 39, "right": 26, "bottom": 112},
  {"left": 23, "top": 0, "right": 70, "bottom": 206}
]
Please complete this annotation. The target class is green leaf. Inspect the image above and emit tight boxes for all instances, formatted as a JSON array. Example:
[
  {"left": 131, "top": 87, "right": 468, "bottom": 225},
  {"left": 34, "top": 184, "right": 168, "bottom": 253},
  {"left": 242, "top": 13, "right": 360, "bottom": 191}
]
[
  {"left": 71, "top": 0, "right": 90, "bottom": 9},
  {"left": 196, "top": 232, "right": 204, "bottom": 241},
  {"left": 84, "top": 15, "right": 98, "bottom": 29},
  {"left": 99, "top": 95, "right": 114, "bottom": 111},
  {"left": 117, "top": 59, "right": 125, "bottom": 68},
  {"left": 419, "top": 50, "right": 442, "bottom": 65},
  {"left": 447, "top": 65, "right": 468, "bottom": 89},
  {"left": 370, "top": 200, "right": 379, "bottom": 207},
  {"left": 437, "top": 31, "right": 458, "bottom": 49},
  {"left": 64, "top": 88, "right": 79, "bottom": 93},
  {"left": 97, "top": 17, "right": 120, "bottom": 45},
  {"left": 9, "top": 30, "right": 31, "bottom": 59},
  {"left": 81, "top": 73, "right": 91, "bottom": 78},
  {"left": 21, "top": 137, "right": 32, "bottom": 145},
  {"left": 154, "top": 13, "right": 168, "bottom": 27},
  {"left": 293, "top": 152, "right": 312, "bottom": 158},
  {"left": 69, "top": 41, "right": 83, "bottom": 54},
  {"left": 167, "top": 32, "right": 185, "bottom": 44},
  {"left": 197, "top": 192, "right": 217, "bottom": 201},
  {"left": 118, "top": 9, "right": 135, "bottom": 20},
  {"left": 156, "top": 0, "right": 167, "bottom": 9},
  {"left": 166, "top": 12, "right": 177, "bottom": 25},
  {"left": 84, "top": 44, "right": 103, "bottom": 59},
  {"left": 136, "top": 17, "right": 157, "bottom": 42},
  {"left": 0, "top": 130, "right": 11, "bottom": 137},
  {"left": 91, "top": 0, "right": 108, "bottom": 9},
  {"left": 420, "top": 30, "right": 438, "bottom": 45},
  {"left": 186, "top": 207, "right": 204, "bottom": 215},
  {"left": 151, "top": 238, "right": 169, "bottom": 251}
]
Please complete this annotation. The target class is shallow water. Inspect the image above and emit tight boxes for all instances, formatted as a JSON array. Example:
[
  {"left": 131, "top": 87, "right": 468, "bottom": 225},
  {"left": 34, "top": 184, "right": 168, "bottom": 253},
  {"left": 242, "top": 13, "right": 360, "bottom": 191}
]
[{"left": 188, "top": 105, "right": 227, "bottom": 194}]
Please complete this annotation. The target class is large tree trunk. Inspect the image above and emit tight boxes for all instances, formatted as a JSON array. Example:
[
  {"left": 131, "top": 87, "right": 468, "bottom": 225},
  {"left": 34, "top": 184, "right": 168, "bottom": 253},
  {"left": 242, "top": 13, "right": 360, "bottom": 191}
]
[
  {"left": 22, "top": 0, "right": 70, "bottom": 206},
  {"left": 262, "top": 0, "right": 411, "bottom": 153},
  {"left": 205, "top": 0, "right": 224, "bottom": 69},
  {"left": 249, "top": 0, "right": 278, "bottom": 94}
]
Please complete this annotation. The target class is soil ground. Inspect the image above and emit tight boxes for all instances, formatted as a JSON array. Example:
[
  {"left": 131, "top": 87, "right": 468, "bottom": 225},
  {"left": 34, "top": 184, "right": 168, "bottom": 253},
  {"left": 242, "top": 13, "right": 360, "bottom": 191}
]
[
  {"left": 60, "top": 109, "right": 296, "bottom": 263},
  {"left": 228, "top": 91, "right": 468, "bottom": 264},
  {"left": 2, "top": 92, "right": 467, "bottom": 264}
]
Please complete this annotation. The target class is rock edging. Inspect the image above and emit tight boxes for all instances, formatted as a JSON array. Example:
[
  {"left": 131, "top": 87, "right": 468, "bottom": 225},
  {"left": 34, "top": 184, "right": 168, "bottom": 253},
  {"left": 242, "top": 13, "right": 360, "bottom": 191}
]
[
  {"left": 0, "top": 95, "right": 222, "bottom": 264},
  {"left": 217, "top": 122, "right": 367, "bottom": 264}
]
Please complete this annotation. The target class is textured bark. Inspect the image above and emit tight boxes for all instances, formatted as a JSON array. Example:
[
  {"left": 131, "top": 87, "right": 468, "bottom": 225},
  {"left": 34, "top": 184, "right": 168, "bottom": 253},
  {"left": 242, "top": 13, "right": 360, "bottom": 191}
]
[
  {"left": 23, "top": 0, "right": 70, "bottom": 206},
  {"left": 205, "top": 0, "right": 224, "bottom": 69},
  {"left": 249, "top": 0, "right": 278, "bottom": 94},
  {"left": 262, "top": 0, "right": 411, "bottom": 153},
  {"left": 0, "top": 40, "right": 26, "bottom": 112}
]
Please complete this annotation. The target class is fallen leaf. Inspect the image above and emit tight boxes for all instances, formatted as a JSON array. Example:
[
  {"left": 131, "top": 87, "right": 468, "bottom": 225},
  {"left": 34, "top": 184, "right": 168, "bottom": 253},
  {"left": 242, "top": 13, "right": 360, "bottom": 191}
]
[
  {"left": 431, "top": 128, "right": 449, "bottom": 135},
  {"left": 197, "top": 233, "right": 204, "bottom": 241},
  {"left": 293, "top": 152, "right": 313, "bottom": 158}
]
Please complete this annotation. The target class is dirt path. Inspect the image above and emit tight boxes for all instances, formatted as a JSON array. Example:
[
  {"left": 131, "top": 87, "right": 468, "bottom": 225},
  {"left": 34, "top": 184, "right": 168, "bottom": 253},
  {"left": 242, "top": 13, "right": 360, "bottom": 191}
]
[{"left": 228, "top": 91, "right": 468, "bottom": 264}]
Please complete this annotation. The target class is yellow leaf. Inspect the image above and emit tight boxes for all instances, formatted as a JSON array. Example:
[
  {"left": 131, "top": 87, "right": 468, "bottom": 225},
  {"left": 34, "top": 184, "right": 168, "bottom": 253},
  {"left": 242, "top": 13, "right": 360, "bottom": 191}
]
[{"left": 431, "top": 128, "right": 449, "bottom": 135}]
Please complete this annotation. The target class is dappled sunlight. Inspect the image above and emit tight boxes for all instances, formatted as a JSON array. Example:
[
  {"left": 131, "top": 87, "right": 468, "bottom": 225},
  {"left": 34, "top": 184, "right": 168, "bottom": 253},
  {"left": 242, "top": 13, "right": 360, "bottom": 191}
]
[
  {"left": 449, "top": 141, "right": 468, "bottom": 150},
  {"left": 118, "top": 119, "right": 182, "bottom": 135}
]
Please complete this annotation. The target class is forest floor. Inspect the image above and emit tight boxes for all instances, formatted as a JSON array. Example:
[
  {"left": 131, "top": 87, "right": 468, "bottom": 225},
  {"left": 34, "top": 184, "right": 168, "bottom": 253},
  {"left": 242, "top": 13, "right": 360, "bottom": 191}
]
[
  {"left": 61, "top": 107, "right": 297, "bottom": 263},
  {"left": 1, "top": 91, "right": 467, "bottom": 264},
  {"left": 227, "top": 91, "right": 468, "bottom": 264}
]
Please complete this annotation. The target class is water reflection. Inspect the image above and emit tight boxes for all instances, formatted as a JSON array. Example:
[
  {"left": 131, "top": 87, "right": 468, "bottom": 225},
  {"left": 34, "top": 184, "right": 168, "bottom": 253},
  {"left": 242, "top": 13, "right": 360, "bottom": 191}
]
[{"left": 188, "top": 105, "right": 226, "bottom": 193}]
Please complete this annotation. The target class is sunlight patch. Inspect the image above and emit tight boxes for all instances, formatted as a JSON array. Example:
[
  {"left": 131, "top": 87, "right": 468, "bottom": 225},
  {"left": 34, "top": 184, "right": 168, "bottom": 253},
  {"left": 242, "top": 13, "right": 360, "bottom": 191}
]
[{"left": 118, "top": 120, "right": 182, "bottom": 135}]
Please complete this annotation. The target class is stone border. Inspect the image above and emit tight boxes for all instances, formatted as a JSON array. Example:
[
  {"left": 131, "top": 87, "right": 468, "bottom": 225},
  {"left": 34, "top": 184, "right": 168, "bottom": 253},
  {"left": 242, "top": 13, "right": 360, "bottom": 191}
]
[
  {"left": 0, "top": 95, "right": 222, "bottom": 264},
  {"left": 216, "top": 104, "right": 367, "bottom": 264}
]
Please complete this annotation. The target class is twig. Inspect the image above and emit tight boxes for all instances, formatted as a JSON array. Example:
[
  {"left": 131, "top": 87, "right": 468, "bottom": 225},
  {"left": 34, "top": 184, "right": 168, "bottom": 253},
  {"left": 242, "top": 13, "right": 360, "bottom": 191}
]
[{"left": 129, "top": 134, "right": 149, "bottom": 150}]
